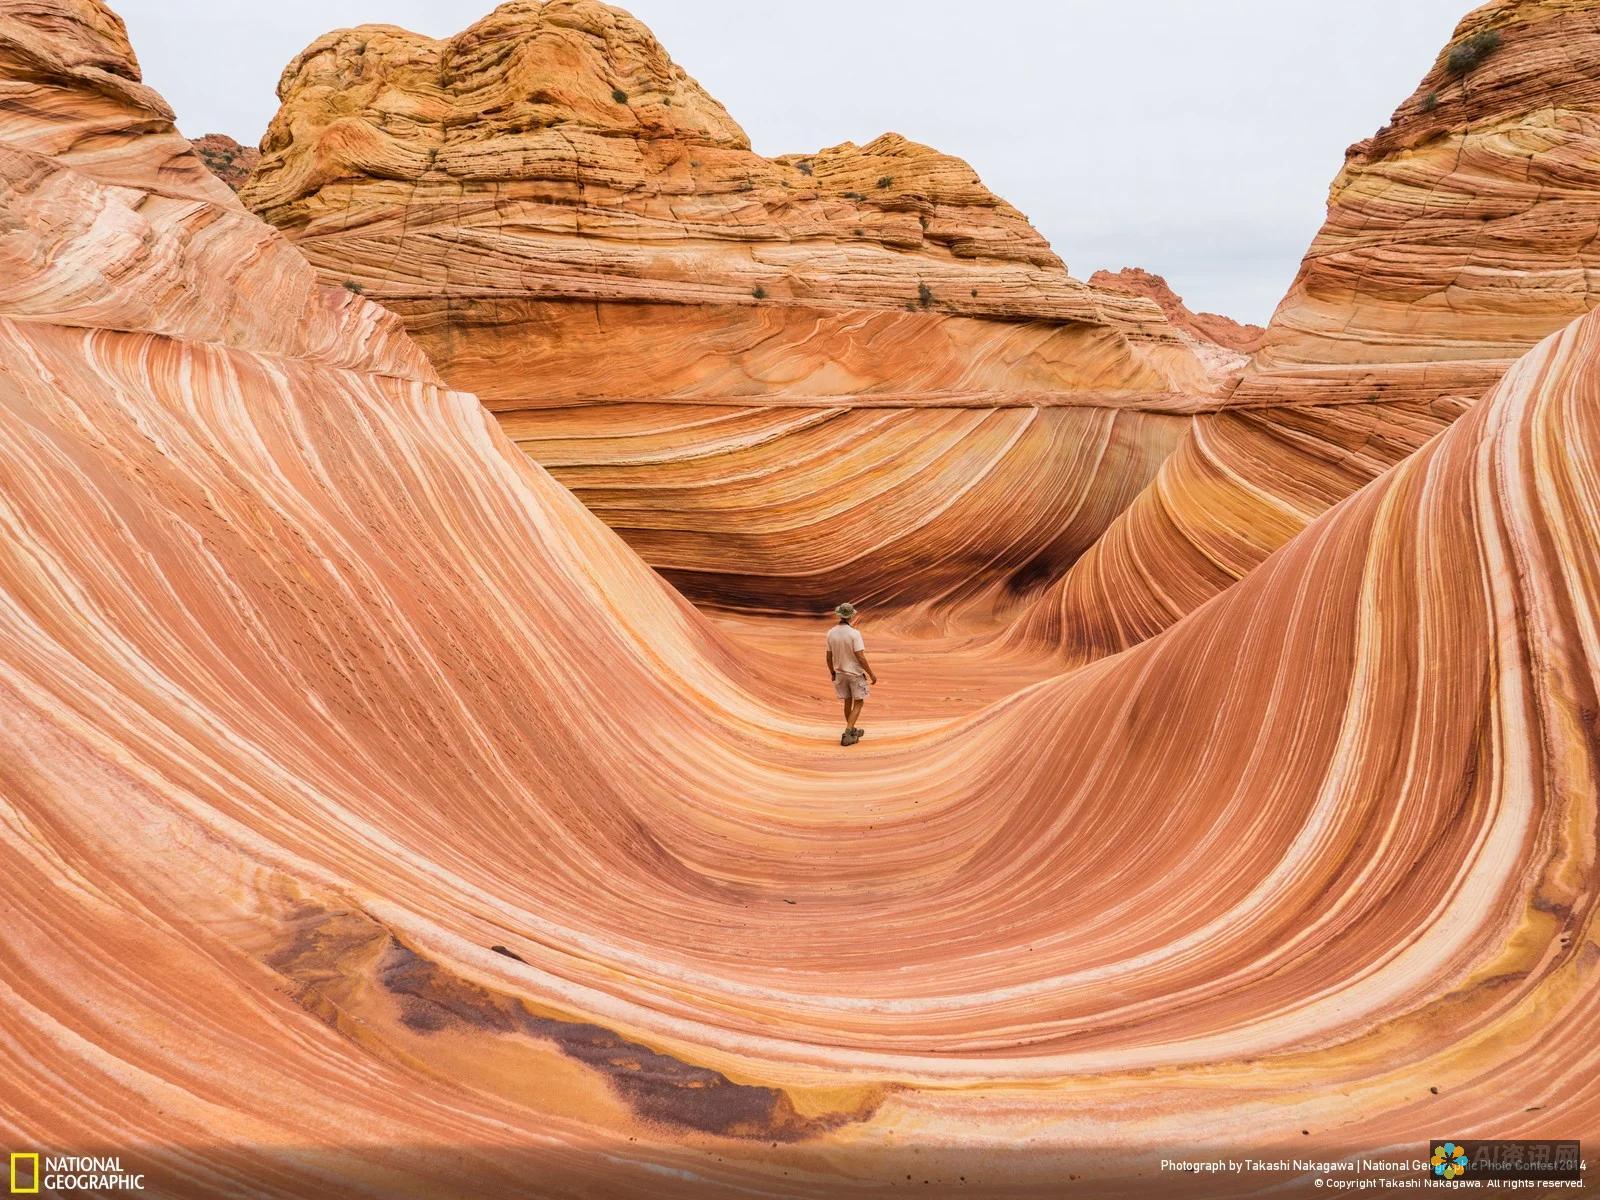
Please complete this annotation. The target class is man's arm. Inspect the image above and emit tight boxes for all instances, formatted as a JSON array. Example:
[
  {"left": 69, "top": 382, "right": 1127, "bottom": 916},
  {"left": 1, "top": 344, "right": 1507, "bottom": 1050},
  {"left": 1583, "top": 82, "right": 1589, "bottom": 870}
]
[
  {"left": 856, "top": 650, "right": 878, "bottom": 685},
  {"left": 826, "top": 649, "right": 835, "bottom": 681}
]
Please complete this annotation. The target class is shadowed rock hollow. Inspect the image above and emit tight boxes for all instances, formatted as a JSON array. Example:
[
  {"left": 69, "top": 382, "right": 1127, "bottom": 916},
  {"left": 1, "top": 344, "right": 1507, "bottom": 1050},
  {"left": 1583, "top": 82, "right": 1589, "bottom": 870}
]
[{"left": 2, "top": 1, "right": 1599, "bottom": 1198}]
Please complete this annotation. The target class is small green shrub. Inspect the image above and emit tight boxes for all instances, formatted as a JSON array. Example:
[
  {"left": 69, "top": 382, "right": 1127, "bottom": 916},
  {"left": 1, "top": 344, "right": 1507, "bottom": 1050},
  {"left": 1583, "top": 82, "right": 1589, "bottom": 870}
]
[
  {"left": 1420, "top": 91, "right": 1439, "bottom": 113},
  {"left": 611, "top": 87, "right": 629, "bottom": 103},
  {"left": 796, "top": 160, "right": 813, "bottom": 177},
  {"left": 1446, "top": 29, "right": 1501, "bottom": 76},
  {"left": 752, "top": 286, "right": 766, "bottom": 299},
  {"left": 917, "top": 282, "right": 933, "bottom": 307},
  {"left": 842, "top": 190, "right": 865, "bottom": 201},
  {"left": 876, "top": 175, "right": 893, "bottom": 189},
  {"left": 342, "top": 280, "right": 364, "bottom": 294}
]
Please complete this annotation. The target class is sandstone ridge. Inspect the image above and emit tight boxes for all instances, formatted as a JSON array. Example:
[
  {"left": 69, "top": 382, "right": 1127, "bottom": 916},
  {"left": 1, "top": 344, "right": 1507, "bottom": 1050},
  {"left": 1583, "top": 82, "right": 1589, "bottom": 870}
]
[{"left": 1089, "top": 267, "right": 1265, "bottom": 355}]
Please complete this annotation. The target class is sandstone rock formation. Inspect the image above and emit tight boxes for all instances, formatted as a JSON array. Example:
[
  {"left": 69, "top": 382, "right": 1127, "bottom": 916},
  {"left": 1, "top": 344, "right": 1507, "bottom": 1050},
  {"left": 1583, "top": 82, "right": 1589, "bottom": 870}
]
[
  {"left": 1033, "top": 0, "right": 1600, "bottom": 661},
  {"left": 1089, "top": 266, "right": 1265, "bottom": 355},
  {"left": 5, "top": 0, "right": 1600, "bottom": 1196},
  {"left": 241, "top": 0, "right": 1225, "bottom": 610},
  {"left": 191, "top": 131, "right": 259, "bottom": 190},
  {"left": 1237, "top": 0, "right": 1600, "bottom": 410}
]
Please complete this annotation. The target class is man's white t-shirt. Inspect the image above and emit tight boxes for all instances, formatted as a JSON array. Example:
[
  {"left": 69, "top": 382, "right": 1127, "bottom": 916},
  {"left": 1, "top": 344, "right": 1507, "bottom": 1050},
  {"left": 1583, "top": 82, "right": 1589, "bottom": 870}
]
[{"left": 827, "top": 623, "right": 867, "bottom": 676}]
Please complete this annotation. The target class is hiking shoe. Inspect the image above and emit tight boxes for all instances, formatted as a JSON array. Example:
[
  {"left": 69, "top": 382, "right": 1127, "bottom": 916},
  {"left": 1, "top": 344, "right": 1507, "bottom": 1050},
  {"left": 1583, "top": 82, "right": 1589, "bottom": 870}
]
[
  {"left": 850, "top": 727, "right": 865, "bottom": 740},
  {"left": 841, "top": 730, "right": 856, "bottom": 746}
]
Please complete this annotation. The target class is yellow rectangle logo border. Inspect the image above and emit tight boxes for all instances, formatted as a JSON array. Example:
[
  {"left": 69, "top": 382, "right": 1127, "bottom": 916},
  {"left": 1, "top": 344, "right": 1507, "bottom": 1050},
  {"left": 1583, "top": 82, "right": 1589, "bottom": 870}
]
[{"left": 9, "top": 1152, "right": 40, "bottom": 1194}]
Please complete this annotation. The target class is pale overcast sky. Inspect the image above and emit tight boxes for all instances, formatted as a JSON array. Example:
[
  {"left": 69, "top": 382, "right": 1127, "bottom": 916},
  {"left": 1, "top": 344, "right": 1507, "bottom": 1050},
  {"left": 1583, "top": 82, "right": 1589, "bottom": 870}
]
[{"left": 112, "top": 0, "right": 1470, "bottom": 325}]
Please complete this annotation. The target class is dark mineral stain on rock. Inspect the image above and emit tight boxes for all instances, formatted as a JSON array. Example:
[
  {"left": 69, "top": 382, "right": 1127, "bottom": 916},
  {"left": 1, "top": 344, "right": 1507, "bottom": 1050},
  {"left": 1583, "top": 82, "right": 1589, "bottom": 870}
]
[
  {"left": 374, "top": 937, "right": 869, "bottom": 1139},
  {"left": 378, "top": 940, "right": 520, "bottom": 1035},
  {"left": 267, "top": 904, "right": 879, "bottom": 1141},
  {"left": 522, "top": 1016, "right": 808, "bottom": 1138}
]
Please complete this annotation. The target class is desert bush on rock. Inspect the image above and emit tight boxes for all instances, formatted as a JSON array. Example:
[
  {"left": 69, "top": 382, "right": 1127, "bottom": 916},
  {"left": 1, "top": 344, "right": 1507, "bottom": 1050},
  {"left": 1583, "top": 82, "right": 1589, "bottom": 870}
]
[{"left": 1447, "top": 30, "right": 1501, "bottom": 76}]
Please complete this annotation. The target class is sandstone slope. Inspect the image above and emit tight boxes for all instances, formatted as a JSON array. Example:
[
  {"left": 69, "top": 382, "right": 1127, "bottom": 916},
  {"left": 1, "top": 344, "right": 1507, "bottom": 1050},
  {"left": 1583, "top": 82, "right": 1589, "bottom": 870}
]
[
  {"left": 241, "top": 0, "right": 1225, "bottom": 611},
  {"left": 4, "top": 2, "right": 1600, "bottom": 1196}
]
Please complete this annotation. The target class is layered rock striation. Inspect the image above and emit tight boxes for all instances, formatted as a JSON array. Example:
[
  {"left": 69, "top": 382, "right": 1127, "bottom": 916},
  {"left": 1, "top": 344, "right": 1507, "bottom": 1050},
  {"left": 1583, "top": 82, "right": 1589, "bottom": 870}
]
[{"left": 242, "top": 0, "right": 1224, "bottom": 610}]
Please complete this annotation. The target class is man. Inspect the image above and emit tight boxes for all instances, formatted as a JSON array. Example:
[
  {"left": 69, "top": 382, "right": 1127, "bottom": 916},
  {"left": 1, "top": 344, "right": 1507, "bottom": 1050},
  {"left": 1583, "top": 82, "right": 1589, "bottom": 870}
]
[{"left": 825, "top": 602, "right": 878, "bottom": 746}]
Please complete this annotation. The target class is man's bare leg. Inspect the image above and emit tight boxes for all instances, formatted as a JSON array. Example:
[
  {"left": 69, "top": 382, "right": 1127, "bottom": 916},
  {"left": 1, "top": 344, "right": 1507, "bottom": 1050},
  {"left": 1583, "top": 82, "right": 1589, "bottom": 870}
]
[
  {"left": 842, "top": 697, "right": 854, "bottom": 732},
  {"left": 849, "top": 698, "right": 865, "bottom": 733}
]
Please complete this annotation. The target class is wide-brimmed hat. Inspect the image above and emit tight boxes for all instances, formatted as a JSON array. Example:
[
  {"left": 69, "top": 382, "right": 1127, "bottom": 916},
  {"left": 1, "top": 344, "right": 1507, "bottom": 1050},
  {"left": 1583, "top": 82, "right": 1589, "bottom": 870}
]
[{"left": 834, "top": 602, "right": 857, "bottom": 619}]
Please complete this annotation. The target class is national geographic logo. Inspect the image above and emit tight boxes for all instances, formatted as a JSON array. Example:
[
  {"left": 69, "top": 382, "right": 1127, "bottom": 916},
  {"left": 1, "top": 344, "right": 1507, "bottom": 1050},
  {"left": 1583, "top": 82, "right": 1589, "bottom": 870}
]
[{"left": 8, "top": 1154, "right": 144, "bottom": 1192}]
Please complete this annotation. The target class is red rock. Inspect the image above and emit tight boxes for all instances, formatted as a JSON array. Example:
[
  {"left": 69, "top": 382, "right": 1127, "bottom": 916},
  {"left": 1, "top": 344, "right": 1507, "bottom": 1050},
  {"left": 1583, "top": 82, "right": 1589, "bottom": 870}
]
[
  {"left": 191, "top": 132, "right": 259, "bottom": 191},
  {"left": 1089, "top": 266, "right": 1265, "bottom": 355}
]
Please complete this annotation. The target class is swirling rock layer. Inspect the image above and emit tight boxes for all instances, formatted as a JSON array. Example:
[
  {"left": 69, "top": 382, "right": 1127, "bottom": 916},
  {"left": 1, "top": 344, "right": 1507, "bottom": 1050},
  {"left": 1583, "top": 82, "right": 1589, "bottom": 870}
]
[
  {"left": 3, "top": 2, "right": 1599, "bottom": 1198},
  {"left": 1038, "top": 0, "right": 1600, "bottom": 661},
  {"left": 241, "top": 0, "right": 1222, "bottom": 609}
]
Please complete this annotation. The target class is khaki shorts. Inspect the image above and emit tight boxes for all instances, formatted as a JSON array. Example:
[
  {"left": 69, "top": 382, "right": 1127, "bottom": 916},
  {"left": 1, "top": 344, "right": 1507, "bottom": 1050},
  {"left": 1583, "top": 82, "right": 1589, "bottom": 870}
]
[{"left": 833, "top": 672, "right": 870, "bottom": 701}]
